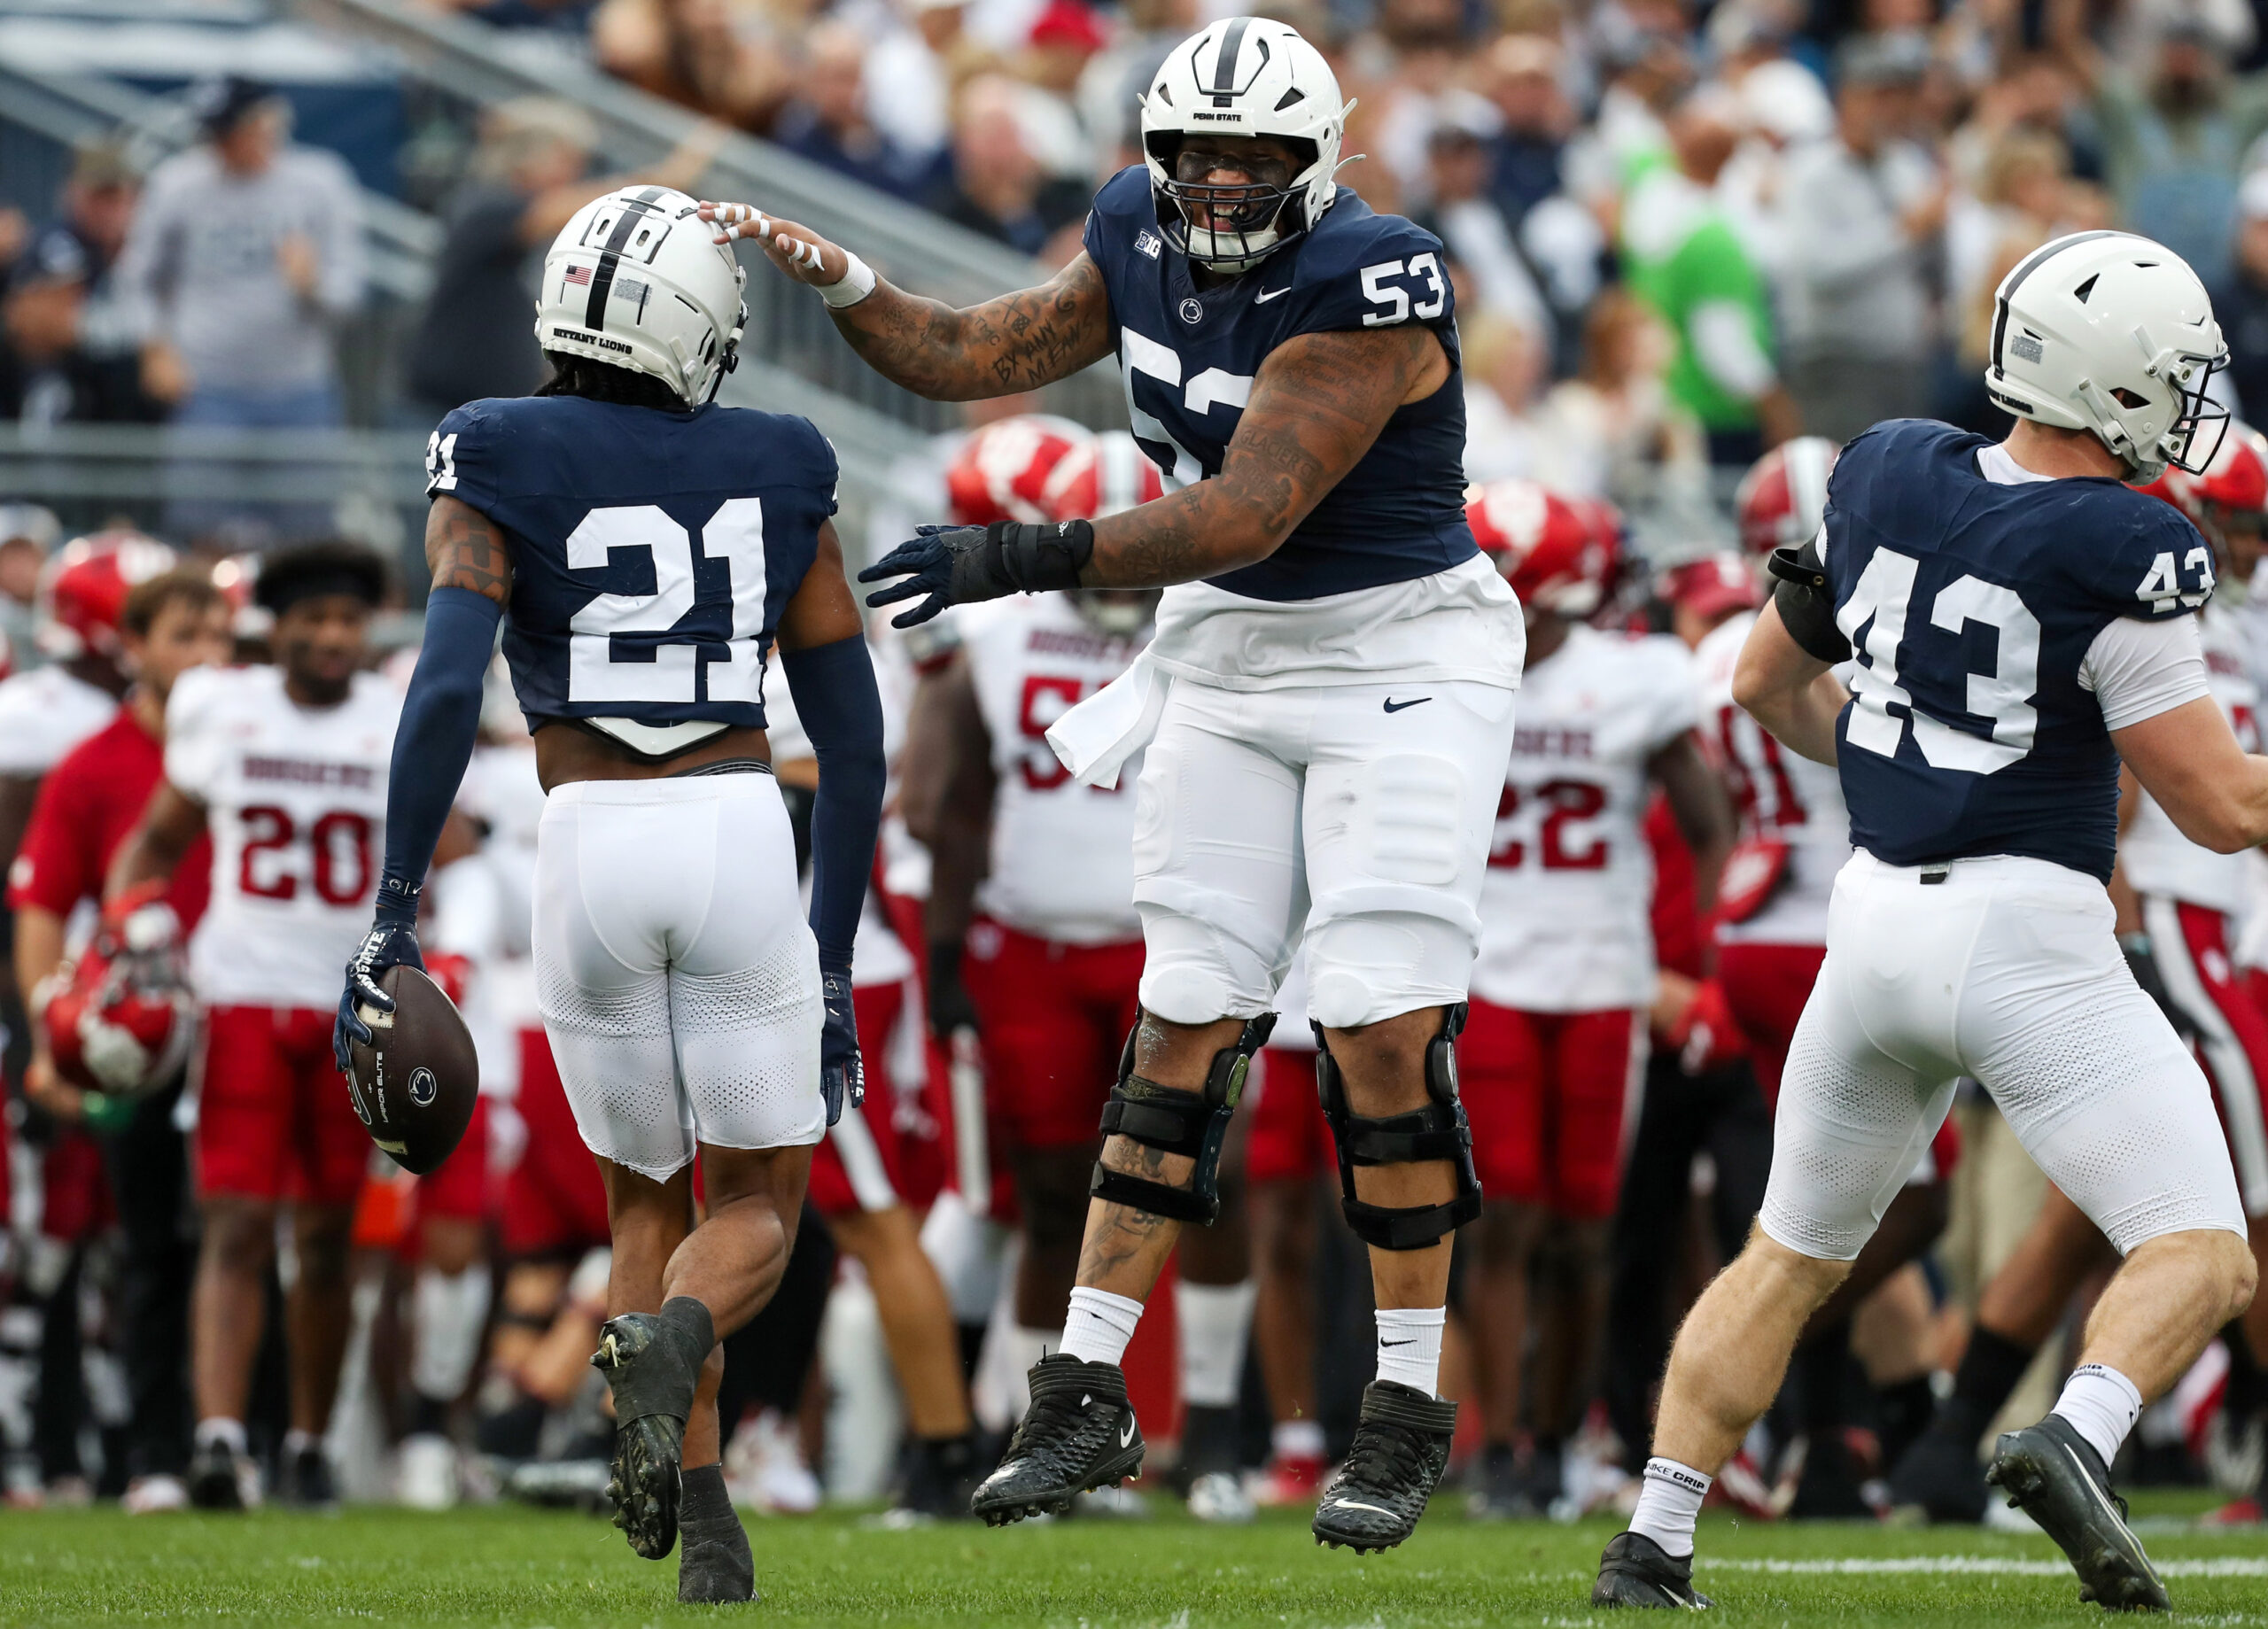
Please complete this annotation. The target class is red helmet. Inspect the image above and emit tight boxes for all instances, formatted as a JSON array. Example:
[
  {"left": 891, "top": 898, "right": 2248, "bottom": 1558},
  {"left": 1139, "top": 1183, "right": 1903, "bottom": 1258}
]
[
  {"left": 1663, "top": 551, "right": 1764, "bottom": 621},
  {"left": 945, "top": 415, "right": 1094, "bottom": 526},
  {"left": 43, "top": 883, "right": 195, "bottom": 1098},
  {"left": 2139, "top": 421, "right": 2268, "bottom": 531},
  {"left": 36, "top": 530, "right": 177, "bottom": 661},
  {"left": 1045, "top": 431, "right": 1167, "bottom": 522},
  {"left": 1467, "top": 479, "right": 1617, "bottom": 617},
  {"left": 1734, "top": 436, "right": 1839, "bottom": 555}
]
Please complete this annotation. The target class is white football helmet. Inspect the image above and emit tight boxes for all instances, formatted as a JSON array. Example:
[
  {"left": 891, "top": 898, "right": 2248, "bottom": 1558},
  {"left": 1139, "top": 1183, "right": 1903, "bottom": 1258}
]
[
  {"left": 536, "top": 185, "right": 746, "bottom": 407},
  {"left": 1984, "top": 229, "right": 2229, "bottom": 484},
  {"left": 1138, "top": 17, "right": 1348, "bottom": 273}
]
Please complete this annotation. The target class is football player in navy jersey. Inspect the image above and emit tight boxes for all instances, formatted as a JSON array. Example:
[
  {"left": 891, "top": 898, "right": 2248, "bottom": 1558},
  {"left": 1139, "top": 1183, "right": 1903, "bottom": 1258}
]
[
  {"left": 703, "top": 15, "right": 1523, "bottom": 1551},
  {"left": 334, "top": 186, "right": 886, "bottom": 1602},
  {"left": 1595, "top": 232, "right": 2265, "bottom": 1611}
]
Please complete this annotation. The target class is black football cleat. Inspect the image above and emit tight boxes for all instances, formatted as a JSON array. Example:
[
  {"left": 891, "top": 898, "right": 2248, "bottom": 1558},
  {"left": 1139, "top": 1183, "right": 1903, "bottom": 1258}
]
[
  {"left": 1312, "top": 1380, "right": 1456, "bottom": 1553},
  {"left": 1884, "top": 1426, "right": 1990, "bottom": 1525},
  {"left": 186, "top": 1440, "right": 245, "bottom": 1511},
  {"left": 970, "top": 1354, "right": 1144, "bottom": 1524},
  {"left": 591, "top": 1312, "right": 706, "bottom": 1562},
  {"left": 1591, "top": 1532, "right": 1713, "bottom": 1609},
  {"left": 1987, "top": 1416, "right": 2170, "bottom": 1611},
  {"left": 277, "top": 1445, "right": 338, "bottom": 1511}
]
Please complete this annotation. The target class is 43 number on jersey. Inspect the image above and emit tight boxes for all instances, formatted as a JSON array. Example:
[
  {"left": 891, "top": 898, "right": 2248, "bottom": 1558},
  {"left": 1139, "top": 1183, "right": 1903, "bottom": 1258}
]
[{"left": 1839, "top": 547, "right": 2041, "bottom": 774}]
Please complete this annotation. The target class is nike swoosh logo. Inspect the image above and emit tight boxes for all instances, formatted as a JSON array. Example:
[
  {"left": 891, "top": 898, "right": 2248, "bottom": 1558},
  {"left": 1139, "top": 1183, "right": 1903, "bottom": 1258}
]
[
  {"left": 1254, "top": 286, "right": 1291, "bottom": 303},
  {"left": 1382, "top": 696, "right": 1432, "bottom": 714},
  {"left": 1119, "top": 1416, "right": 1136, "bottom": 1447},
  {"left": 1327, "top": 1499, "right": 1400, "bottom": 1517},
  {"left": 1380, "top": 1339, "right": 1415, "bottom": 1347}
]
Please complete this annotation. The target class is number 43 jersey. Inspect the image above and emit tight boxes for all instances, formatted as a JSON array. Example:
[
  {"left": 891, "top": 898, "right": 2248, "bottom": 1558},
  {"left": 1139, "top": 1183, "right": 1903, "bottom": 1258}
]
[
  {"left": 1827, "top": 419, "right": 2213, "bottom": 882},
  {"left": 426, "top": 393, "right": 837, "bottom": 732},
  {"left": 1082, "top": 167, "right": 1475, "bottom": 601},
  {"left": 164, "top": 664, "right": 401, "bottom": 1012}
]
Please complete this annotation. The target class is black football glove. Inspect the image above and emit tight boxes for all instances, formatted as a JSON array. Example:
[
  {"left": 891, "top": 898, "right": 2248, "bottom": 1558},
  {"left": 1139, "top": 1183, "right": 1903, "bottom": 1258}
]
[
  {"left": 335, "top": 918, "right": 426, "bottom": 1077},
  {"left": 927, "top": 938, "right": 979, "bottom": 1040},
  {"left": 819, "top": 968, "right": 864, "bottom": 1125},
  {"left": 858, "top": 520, "right": 1095, "bottom": 628},
  {"left": 2120, "top": 931, "right": 2194, "bottom": 1042}
]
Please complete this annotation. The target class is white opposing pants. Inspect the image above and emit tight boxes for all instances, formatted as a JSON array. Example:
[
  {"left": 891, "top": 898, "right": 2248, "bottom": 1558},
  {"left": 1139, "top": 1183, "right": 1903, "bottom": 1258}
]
[
  {"left": 1762, "top": 850, "right": 2246, "bottom": 1261},
  {"left": 533, "top": 772, "right": 825, "bottom": 1182}
]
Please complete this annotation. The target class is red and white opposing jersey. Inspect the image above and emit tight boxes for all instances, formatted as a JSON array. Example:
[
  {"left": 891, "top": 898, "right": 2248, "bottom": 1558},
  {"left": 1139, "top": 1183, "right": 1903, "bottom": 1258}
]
[
  {"left": 1473, "top": 624, "right": 1697, "bottom": 1012},
  {"left": 0, "top": 666, "right": 118, "bottom": 776},
  {"left": 164, "top": 665, "right": 400, "bottom": 1010},
  {"left": 1696, "top": 609, "right": 1850, "bottom": 946},
  {"left": 959, "top": 595, "right": 1147, "bottom": 945},
  {"left": 2123, "top": 598, "right": 2258, "bottom": 913}
]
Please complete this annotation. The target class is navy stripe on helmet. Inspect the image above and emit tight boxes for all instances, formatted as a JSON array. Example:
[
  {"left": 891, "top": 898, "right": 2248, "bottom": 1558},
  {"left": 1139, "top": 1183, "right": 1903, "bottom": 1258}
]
[
  {"left": 1991, "top": 229, "right": 2128, "bottom": 375},
  {"left": 1212, "top": 17, "right": 1249, "bottom": 94},
  {"left": 584, "top": 188, "right": 669, "bottom": 332}
]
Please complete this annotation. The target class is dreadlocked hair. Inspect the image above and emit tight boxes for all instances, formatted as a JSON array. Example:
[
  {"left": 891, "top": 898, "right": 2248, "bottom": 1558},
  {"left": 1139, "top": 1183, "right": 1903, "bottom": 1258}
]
[{"left": 536, "top": 352, "right": 689, "bottom": 412}]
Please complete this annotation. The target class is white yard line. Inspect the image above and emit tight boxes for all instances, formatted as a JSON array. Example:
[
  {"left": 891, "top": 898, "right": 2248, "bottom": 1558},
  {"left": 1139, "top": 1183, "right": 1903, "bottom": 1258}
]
[{"left": 1701, "top": 1557, "right": 2268, "bottom": 1577}]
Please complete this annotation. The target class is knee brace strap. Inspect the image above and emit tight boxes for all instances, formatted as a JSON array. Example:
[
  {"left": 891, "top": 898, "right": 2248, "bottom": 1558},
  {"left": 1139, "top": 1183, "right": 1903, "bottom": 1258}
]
[
  {"left": 1315, "top": 1004, "right": 1483, "bottom": 1252},
  {"left": 1091, "top": 1014, "right": 1276, "bottom": 1225}
]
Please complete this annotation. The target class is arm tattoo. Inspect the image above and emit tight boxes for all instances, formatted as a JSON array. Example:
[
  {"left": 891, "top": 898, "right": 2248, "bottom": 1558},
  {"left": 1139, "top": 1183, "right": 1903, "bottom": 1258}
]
[
  {"left": 830, "top": 254, "right": 1115, "bottom": 402},
  {"left": 1086, "top": 323, "right": 1441, "bottom": 589},
  {"left": 425, "top": 496, "right": 514, "bottom": 606}
]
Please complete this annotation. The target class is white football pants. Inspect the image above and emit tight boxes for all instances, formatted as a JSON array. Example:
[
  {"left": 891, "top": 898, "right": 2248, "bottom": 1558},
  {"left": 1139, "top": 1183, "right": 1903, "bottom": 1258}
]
[
  {"left": 1129, "top": 677, "right": 1518, "bottom": 1031},
  {"left": 1762, "top": 849, "right": 2246, "bottom": 1261},
  {"left": 532, "top": 771, "right": 825, "bottom": 1181}
]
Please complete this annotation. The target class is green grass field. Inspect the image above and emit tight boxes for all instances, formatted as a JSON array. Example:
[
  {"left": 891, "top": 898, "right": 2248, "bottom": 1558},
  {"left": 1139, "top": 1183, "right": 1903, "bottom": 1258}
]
[{"left": 4, "top": 1494, "right": 2264, "bottom": 1627}]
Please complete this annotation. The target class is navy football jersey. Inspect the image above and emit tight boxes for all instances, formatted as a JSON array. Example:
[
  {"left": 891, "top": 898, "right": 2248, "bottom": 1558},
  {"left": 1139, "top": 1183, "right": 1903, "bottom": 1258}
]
[
  {"left": 424, "top": 394, "right": 835, "bottom": 732},
  {"left": 1826, "top": 419, "right": 2212, "bottom": 881},
  {"left": 1082, "top": 166, "right": 1474, "bottom": 601}
]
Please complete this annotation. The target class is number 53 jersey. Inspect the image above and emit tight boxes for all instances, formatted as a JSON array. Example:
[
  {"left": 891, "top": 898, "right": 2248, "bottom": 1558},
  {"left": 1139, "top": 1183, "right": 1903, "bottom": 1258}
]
[
  {"left": 1827, "top": 420, "right": 2212, "bottom": 882},
  {"left": 425, "top": 393, "right": 836, "bottom": 732},
  {"left": 165, "top": 664, "right": 400, "bottom": 1012}
]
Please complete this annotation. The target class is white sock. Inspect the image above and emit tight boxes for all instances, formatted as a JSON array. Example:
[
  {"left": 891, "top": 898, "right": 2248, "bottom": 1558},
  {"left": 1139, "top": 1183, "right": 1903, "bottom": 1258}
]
[
  {"left": 1627, "top": 1457, "right": 1712, "bottom": 1559},
  {"left": 2051, "top": 1362, "right": 2144, "bottom": 1469},
  {"left": 1373, "top": 1306, "right": 1446, "bottom": 1396},
  {"left": 283, "top": 1429, "right": 318, "bottom": 1458},
  {"left": 1177, "top": 1280, "right": 1256, "bottom": 1408},
  {"left": 1060, "top": 1287, "right": 1145, "bottom": 1368},
  {"left": 412, "top": 1264, "right": 493, "bottom": 1402},
  {"left": 1272, "top": 1418, "right": 1325, "bottom": 1461},
  {"left": 197, "top": 1416, "right": 246, "bottom": 1456}
]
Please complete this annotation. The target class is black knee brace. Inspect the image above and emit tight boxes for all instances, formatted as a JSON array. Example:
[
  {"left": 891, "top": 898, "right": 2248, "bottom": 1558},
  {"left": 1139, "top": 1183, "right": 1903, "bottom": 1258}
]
[
  {"left": 1315, "top": 1005, "right": 1483, "bottom": 1251},
  {"left": 1090, "top": 1014, "right": 1276, "bottom": 1225}
]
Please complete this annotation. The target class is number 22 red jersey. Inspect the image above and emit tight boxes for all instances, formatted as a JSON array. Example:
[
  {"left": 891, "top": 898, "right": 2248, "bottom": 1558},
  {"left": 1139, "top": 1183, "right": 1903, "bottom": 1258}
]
[
  {"left": 163, "top": 664, "right": 400, "bottom": 1011},
  {"left": 1472, "top": 624, "right": 1698, "bottom": 1012}
]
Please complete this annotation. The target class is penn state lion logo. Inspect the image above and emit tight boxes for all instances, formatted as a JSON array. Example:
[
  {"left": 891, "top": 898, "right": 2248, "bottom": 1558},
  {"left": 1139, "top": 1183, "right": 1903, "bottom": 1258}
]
[{"left": 408, "top": 1067, "right": 439, "bottom": 1108}]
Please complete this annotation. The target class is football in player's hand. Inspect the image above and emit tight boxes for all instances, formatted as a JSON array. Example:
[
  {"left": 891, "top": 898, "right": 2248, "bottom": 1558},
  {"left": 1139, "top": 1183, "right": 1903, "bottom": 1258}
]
[{"left": 342, "top": 965, "right": 478, "bottom": 1175}]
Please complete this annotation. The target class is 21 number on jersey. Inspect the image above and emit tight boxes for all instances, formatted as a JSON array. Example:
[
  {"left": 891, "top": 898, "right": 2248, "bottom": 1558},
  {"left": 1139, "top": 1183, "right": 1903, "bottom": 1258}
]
[{"left": 565, "top": 501, "right": 768, "bottom": 706}]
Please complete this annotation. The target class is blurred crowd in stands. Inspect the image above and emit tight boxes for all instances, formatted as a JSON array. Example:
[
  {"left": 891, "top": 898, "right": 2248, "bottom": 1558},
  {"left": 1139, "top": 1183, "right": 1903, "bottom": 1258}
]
[{"left": 7, "top": 0, "right": 2268, "bottom": 550}]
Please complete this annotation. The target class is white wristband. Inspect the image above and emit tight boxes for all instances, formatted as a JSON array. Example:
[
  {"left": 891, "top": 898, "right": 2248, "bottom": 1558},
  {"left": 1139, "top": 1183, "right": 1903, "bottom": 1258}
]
[{"left": 817, "top": 251, "right": 877, "bottom": 309}]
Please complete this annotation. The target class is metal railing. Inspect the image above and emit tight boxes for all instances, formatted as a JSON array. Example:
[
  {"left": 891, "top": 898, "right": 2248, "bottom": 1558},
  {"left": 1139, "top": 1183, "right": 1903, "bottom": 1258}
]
[{"left": 288, "top": 0, "right": 1128, "bottom": 434}]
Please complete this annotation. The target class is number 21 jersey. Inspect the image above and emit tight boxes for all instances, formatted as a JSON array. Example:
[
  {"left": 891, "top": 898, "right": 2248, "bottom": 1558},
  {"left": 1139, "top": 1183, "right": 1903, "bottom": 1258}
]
[
  {"left": 165, "top": 664, "right": 400, "bottom": 1011},
  {"left": 425, "top": 393, "right": 836, "bottom": 733}
]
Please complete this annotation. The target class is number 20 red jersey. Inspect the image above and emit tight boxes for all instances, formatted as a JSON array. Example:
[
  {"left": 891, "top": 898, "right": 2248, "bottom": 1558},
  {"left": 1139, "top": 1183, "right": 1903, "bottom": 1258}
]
[
  {"left": 163, "top": 664, "right": 401, "bottom": 1010},
  {"left": 1472, "top": 624, "right": 1698, "bottom": 1012},
  {"left": 957, "top": 595, "right": 1148, "bottom": 946}
]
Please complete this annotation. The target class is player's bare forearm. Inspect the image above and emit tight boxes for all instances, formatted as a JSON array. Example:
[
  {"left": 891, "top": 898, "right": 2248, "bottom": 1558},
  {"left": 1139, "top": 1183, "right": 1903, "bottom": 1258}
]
[
  {"left": 427, "top": 495, "right": 514, "bottom": 606},
  {"left": 1083, "top": 324, "right": 1441, "bottom": 587},
  {"left": 1734, "top": 601, "right": 1846, "bottom": 765},
  {"left": 13, "top": 904, "right": 64, "bottom": 1016},
  {"left": 107, "top": 783, "right": 206, "bottom": 898},
  {"left": 907, "top": 662, "right": 994, "bottom": 944},
  {"left": 829, "top": 259, "right": 1115, "bottom": 401},
  {"left": 701, "top": 199, "right": 1115, "bottom": 400}
]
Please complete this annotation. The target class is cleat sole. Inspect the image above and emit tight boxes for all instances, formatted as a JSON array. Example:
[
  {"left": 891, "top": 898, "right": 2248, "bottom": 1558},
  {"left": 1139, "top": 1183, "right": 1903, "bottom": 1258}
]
[
  {"left": 608, "top": 1414, "right": 684, "bottom": 1561},
  {"left": 970, "top": 1444, "right": 1145, "bottom": 1525}
]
